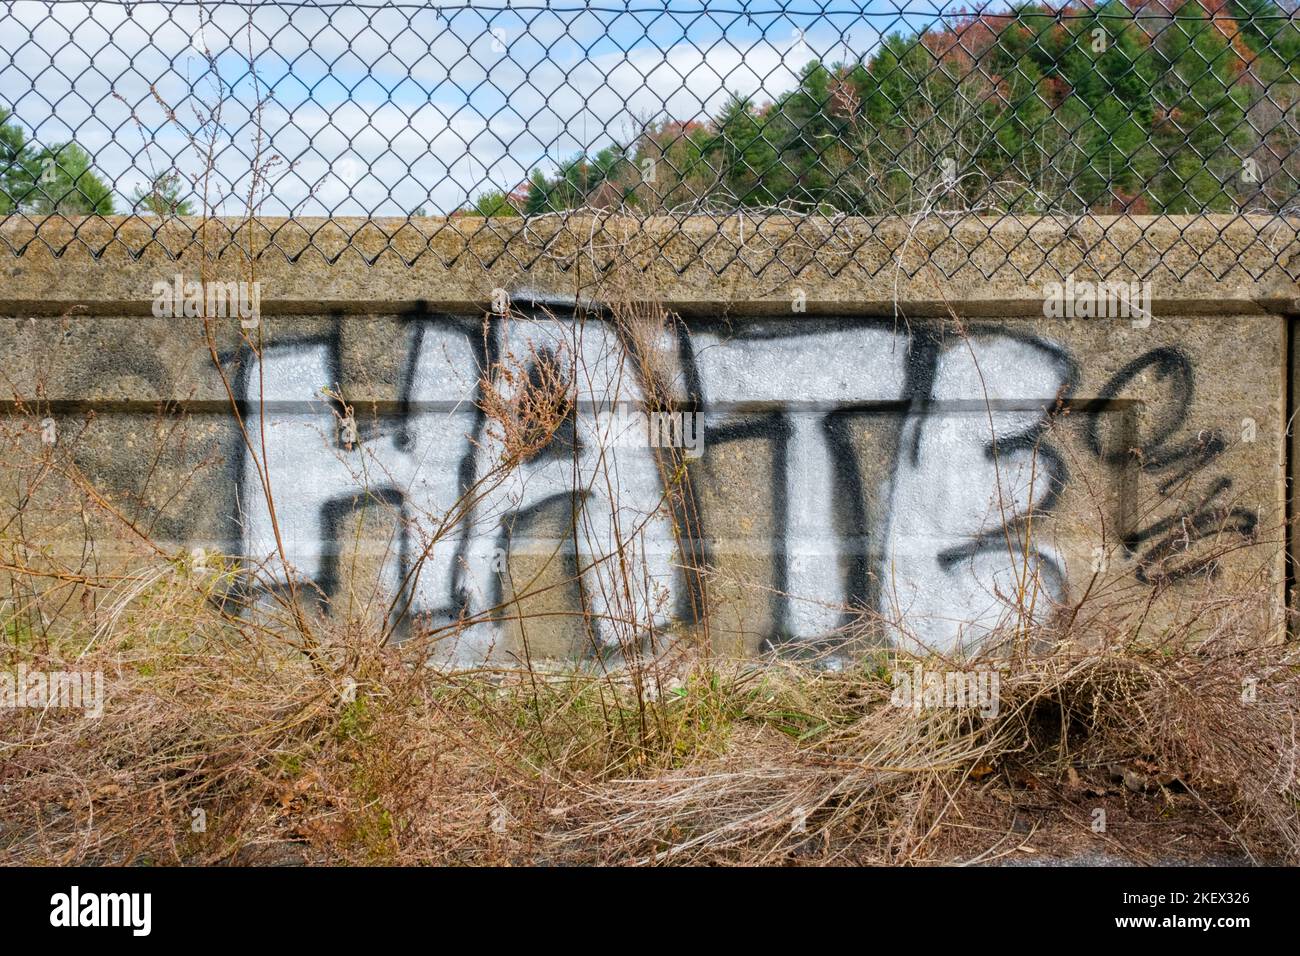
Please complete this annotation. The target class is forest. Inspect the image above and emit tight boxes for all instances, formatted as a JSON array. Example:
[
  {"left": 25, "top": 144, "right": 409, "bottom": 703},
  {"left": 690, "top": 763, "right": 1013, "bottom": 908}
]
[{"left": 472, "top": 1, "right": 1300, "bottom": 218}]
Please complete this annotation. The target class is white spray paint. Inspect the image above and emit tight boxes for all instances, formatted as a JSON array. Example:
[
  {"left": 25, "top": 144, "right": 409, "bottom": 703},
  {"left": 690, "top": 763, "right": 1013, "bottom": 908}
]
[
  {"left": 240, "top": 318, "right": 1069, "bottom": 659},
  {"left": 690, "top": 326, "right": 909, "bottom": 638},
  {"left": 240, "top": 328, "right": 477, "bottom": 638},
  {"left": 240, "top": 317, "right": 680, "bottom": 663},
  {"left": 881, "top": 336, "right": 1067, "bottom": 653},
  {"left": 455, "top": 316, "right": 679, "bottom": 658}
]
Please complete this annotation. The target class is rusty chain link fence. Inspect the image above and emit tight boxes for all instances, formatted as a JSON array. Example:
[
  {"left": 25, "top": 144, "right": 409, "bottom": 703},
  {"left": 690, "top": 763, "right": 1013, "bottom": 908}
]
[{"left": 0, "top": 0, "right": 1297, "bottom": 278}]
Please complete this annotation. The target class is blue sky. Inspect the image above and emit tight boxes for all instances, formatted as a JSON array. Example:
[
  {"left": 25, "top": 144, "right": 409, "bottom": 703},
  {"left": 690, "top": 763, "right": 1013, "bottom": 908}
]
[{"left": 0, "top": 1, "right": 991, "bottom": 215}]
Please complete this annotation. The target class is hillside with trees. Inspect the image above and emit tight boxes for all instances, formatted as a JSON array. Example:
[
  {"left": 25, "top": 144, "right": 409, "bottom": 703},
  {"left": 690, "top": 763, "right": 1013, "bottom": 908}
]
[{"left": 472, "top": 0, "right": 1300, "bottom": 217}]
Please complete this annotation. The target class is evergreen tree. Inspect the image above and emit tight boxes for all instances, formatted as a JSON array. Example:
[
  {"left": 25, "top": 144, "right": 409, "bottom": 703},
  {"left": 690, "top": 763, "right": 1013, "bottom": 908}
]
[
  {"left": 463, "top": 188, "right": 513, "bottom": 216},
  {"left": 130, "top": 171, "right": 194, "bottom": 216},
  {"left": 1, "top": 118, "right": 115, "bottom": 217},
  {"left": 1150, "top": 0, "right": 1253, "bottom": 211},
  {"left": 24, "top": 142, "right": 114, "bottom": 215},
  {"left": 702, "top": 93, "right": 780, "bottom": 207},
  {"left": 1231, "top": 0, "right": 1300, "bottom": 81},
  {"left": 506, "top": 0, "right": 1294, "bottom": 217},
  {"left": 0, "top": 108, "right": 37, "bottom": 214}
]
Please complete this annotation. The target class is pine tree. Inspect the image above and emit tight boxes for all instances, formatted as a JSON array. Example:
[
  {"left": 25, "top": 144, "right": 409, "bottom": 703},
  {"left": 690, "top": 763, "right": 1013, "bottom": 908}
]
[
  {"left": 0, "top": 108, "right": 37, "bottom": 214},
  {"left": 483, "top": 0, "right": 1293, "bottom": 218},
  {"left": 19, "top": 141, "right": 114, "bottom": 215},
  {"left": 130, "top": 171, "right": 194, "bottom": 216},
  {"left": 703, "top": 93, "right": 780, "bottom": 207},
  {"left": 1235, "top": 0, "right": 1300, "bottom": 82},
  {"left": 1150, "top": 0, "right": 1253, "bottom": 211}
]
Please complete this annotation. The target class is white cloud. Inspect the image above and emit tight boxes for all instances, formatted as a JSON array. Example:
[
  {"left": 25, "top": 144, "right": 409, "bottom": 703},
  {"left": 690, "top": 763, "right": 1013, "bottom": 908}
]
[{"left": 0, "top": 1, "right": 884, "bottom": 215}]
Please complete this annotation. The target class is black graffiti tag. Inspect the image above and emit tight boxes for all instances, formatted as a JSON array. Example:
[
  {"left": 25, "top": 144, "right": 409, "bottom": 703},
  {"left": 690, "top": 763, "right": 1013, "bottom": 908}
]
[{"left": 1086, "top": 347, "right": 1257, "bottom": 585}]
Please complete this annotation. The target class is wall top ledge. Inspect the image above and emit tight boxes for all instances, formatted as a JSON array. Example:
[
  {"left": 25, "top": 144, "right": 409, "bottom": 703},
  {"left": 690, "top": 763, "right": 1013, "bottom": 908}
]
[{"left": 2, "top": 214, "right": 1296, "bottom": 317}]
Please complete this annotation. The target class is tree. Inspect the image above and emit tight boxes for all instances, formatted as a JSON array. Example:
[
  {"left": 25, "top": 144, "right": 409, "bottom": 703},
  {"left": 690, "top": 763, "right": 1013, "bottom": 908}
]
[
  {"left": 1150, "top": 0, "right": 1253, "bottom": 211},
  {"left": 700, "top": 93, "right": 780, "bottom": 207},
  {"left": 22, "top": 143, "right": 114, "bottom": 215},
  {"left": 523, "top": 144, "right": 632, "bottom": 213},
  {"left": 0, "top": 108, "right": 38, "bottom": 214},
  {"left": 466, "top": 189, "right": 515, "bottom": 216},
  {"left": 1011, "top": 2, "right": 1157, "bottom": 209},
  {"left": 130, "top": 171, "right": 194, "bottom": 216},
  {"left": 765, "top": 60, "right": 841, "bottom": 208},
  {"left": 1, "top": 112, "right": 115, "bottom": 217},
  {"left": 627, "top": 119, "right": 714, "bottom": 210},
  {"left": 469, "top": 0, "right": 1295, "bottom": 218},
  {"left": 1232, "top": 0, "right": 1300, "bottom": 81}
]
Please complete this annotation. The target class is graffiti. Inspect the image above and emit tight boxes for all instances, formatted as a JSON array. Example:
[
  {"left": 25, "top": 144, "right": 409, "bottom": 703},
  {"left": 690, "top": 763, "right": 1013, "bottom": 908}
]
[
  {"left": 239, "top": 319, "right": 480, "bottom": 644},
  {"left": 685, "top": 322, "right": 1072, "bottom": 653},
  {"left": 236, "top": 306, "right": 1082, "bottom": 660},
  {"left": 879, "top": 333, "right": 1071, "bottom": 652},
  {"left": 239, "top": 310, "right": 680, "bottom": 662},
  {"left": 1085, "top": 346, "right": 1258, "bottom": 585},
  {"left": 227, "top": 306, "right": 1275, "bottom": 659}
]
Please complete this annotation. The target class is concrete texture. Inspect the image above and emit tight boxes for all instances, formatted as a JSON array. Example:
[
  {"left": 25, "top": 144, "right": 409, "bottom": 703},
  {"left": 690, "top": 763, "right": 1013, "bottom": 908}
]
[
  {"left": 0, "top": 216, "right": 1292, "bottom": 662},
  {"left": 2, "top": 215, "right": 1298, "bottom": 316}
]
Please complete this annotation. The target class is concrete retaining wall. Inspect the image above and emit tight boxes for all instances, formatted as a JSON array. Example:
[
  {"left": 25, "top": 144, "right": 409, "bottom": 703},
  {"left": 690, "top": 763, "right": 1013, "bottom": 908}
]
[{"left": 2, "top": 217, "right": 1294, "bottom": 661}]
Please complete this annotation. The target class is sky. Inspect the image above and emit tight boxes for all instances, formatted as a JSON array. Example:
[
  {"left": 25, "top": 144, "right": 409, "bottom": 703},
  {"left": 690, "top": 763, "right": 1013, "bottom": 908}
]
[{"left": 0, "top": 1, "right": 988, "bottom": 215}]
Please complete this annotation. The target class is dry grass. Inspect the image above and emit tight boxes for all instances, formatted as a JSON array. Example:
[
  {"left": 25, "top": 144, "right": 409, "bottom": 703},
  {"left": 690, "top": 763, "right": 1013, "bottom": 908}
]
[
  {"left": 1, "top": 546, "right": 1296, "bottom": 865},
  {"left": 477, "top": 329, "right": 577, "bottom": 470}
]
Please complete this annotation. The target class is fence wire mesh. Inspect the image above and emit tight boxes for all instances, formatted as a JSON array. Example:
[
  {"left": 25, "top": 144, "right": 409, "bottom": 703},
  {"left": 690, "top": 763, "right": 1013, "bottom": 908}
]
[{"left": 0, "top": 0, "right": 1297, "bottom": 278}]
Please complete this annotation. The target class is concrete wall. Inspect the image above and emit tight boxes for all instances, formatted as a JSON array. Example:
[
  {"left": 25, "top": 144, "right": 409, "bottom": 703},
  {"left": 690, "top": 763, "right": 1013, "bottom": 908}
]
[{"left": 2, "top": 217, "right": 1295, "bottom": 662}]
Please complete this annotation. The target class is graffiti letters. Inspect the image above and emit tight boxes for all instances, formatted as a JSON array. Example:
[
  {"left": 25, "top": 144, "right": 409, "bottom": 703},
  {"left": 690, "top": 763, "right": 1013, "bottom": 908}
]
[
  {"left": 1086, "top": 346, "right": 1258, "bottom": 585},
  {"left": 238, "top": 309, "right": 1253, "bottom": 662}
]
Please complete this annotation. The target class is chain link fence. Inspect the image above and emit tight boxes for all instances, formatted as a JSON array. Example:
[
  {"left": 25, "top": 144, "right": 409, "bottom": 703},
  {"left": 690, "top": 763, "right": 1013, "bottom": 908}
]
[{"left": 0, "top": 0, "right": 1297, "bottom": 277}]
